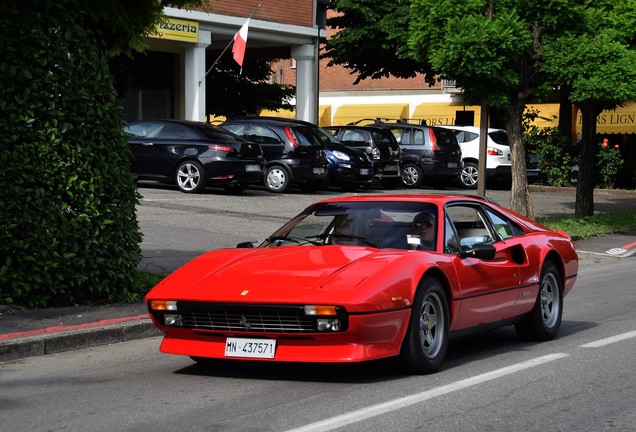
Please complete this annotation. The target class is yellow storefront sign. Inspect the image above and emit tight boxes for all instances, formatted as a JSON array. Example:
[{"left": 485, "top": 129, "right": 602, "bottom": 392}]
[{"left": 150, "top": 18, "right": 199, "bottom": 43}]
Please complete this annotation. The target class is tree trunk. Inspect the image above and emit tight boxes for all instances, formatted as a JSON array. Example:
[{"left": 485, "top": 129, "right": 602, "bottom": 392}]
[
  {"left": 575, "top": 103, "right": 599, "bottom": 218},
  {"left": 506, "top": 101, "right": 534, "bottom": 219}
]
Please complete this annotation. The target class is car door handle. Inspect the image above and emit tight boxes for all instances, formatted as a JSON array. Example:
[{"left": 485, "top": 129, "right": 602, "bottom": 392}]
[{"left": 142, "top": 142, "right": 154, "bottom": 146}]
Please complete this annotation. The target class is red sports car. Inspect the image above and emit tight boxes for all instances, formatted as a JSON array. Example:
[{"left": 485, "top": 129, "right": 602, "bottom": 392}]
[{"left": 146, "top": 194, "right": 578, "bottom": 374}]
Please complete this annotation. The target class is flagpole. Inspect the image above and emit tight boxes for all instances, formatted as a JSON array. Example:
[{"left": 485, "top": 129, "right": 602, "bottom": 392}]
[{"left": 198, "top": 4, "right": 262, "bottom": 86}]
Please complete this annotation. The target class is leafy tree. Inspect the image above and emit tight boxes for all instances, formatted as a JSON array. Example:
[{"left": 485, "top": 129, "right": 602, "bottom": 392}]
[
  {"left": 205, "top": 55, "right": 296, "bottom": 117},
  {"left": 0, "top": 0, "right": 205, "bottom": 306},
  {"left": 408, "top": 0, "right": 590, "bottom": 218},
  {"left": 541, "top": 1, "right": 636, "bottom": 217},
  {"left": 324, "top": 0, "right": 436, "bottom": 85}
]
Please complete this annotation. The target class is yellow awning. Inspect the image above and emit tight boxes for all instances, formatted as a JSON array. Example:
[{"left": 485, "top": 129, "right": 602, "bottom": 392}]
[
  {"left": 528, "top": 101, "right": 636, "bottom": 134},
  {"left": 208, "top": 115, "right": 226, "bottom": 125},
  {"left": 260, "top": 108, "right": 295, "bottom": 119},
  {"left": 332, "top": 103, "right": 409, "bottom": 126},
  {"left": 317, "top": 105, "right": 331, "bottom": 127},
  {"left": 412, "top": 103, "right": 481, "bottom": 126},
  {"left": 526, "top": 104, "right": 560, "bottom": 129},
  {"left": 258, "top": 106, "right": 331, "bottom": 127},
  {"left": 579, "top": 101, "right": 636, "bottom": 134}
]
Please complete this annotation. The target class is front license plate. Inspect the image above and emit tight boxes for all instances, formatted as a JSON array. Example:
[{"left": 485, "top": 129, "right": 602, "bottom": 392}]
[
  {"left": 245, "top": 164, "right": 262, "bottom": 172},
  {"left": 447, "top": 162, "right": 458, "bottom": 168},
  {"left": 225, "top": 337, "right": 276, "bottom": 359},
  {"left": 360, "top": 168, "right": 371, "bottom": 175},
  {"left": 312, "top": 167, "right": 326, "bottom": 174}
]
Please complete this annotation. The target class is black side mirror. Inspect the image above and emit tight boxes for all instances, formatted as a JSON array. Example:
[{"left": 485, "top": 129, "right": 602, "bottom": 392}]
[
  {"left": 236, "top": 241, "right": 255, "bottom": 248},
  {"left": 458, "top": 243, "right": 496, "bottom": 260}
]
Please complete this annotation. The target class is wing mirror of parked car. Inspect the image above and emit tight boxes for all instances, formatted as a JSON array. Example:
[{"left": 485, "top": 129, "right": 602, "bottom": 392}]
[
  {"left": 236, "top": 241, "right": 255, "bottom": 248},
  {"left": 458, "top": 243, "right": 496, "bottom": 260}
]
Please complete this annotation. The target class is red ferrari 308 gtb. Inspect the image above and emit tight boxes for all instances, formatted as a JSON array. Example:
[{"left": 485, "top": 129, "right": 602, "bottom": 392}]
[{"left": 146, "top": 194, "right": 578, "bottom": 374}]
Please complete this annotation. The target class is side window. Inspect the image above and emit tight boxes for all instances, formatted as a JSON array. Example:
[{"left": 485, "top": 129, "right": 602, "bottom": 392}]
[
  {"left": 484, "top": 208, "right": 524, "bottom": 240},
  {"left": 444, "top": 215, "right": 460, "bottom": 254},
  {"left": 413, "top": 129, "right": 425, "bottom": 145},
  {"left": 158, "top": 123, "right": 200, "bottom": 140},
  {"left": 247, "top": 126, "right": 282, "bottom": 145},
  {"left": 125, "top": 122, "right": 164, "bottom": 138},
  {"left": 446, "top": 204, "right": 494, "bottom": 249},
  {"left": 222, "top": 123, "right": 247, "bottom": 137},
  {"left": 465, "top": 131, "right": 479, "bottom": 142}
]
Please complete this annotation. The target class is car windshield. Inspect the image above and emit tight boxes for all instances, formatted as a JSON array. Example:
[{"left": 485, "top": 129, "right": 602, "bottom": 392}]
[{"left": 261, "top": 201, "right": 438, "bottom": 250}]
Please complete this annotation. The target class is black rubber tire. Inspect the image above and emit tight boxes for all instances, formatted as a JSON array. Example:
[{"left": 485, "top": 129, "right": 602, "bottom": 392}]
[
  {"left": 264, "top": 165, "right": 291, "bottom": 193},
  {"left": 175, "top": 160, "right": 205, "bottom": 193},
  {"left": 399, "top": 277, "right": 449, "bottom": 374},
  {"left": 402, "top": 163, "right": 424, "bottom": 188},
  {"left": 514, "top": 260, "right": 563, "bottom": 341},
  {"left": 459, "top": 161, "right": 479, "bottom": 189}
]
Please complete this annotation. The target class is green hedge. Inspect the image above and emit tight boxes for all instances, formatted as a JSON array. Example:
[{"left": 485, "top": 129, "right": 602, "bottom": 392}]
[{"left": 0, "top": 1, "right": 142, "bottom": 307}]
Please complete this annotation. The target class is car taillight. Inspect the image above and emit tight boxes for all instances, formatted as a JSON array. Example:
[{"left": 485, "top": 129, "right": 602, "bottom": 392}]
[
  {"left": 284, "top": 126, "right": 299, "bottom": 148},
  {"left": 209, "top": 144, "right": 234, "bottom": 153},
  {"left": 487, "top": 147, "right": 503, "bottom": 156},
  {"left": 429, "top": 128, "right": 440, "bottom": 151},
  {"left": 371, "top": 147, "right": 380, "bottom": 160}
]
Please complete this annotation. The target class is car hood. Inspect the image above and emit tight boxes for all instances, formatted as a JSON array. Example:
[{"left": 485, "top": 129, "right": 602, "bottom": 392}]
[{"left": 147, "top": 246, "right": 402, "bottom": 306}]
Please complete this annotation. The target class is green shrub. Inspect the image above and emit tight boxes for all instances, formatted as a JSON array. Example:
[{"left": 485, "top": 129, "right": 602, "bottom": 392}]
[
  {"left": 596, "top": 138, "right": 624, "bottom": 189},
  {"left": 524, "top": 126, "right": 575, "bottom": 187},
  {"left": 0, "top": 1, "right": 142, "bottom": 307}
]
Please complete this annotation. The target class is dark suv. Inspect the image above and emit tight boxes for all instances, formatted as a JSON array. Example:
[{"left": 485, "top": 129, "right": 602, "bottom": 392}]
[
  {"left": 372, "top": 122, "right": 462, "bottom": 188},
  {"left": 324, "top": 125, "right": 402, "bottom": 188},
  {"left": 222, "top": 117, "right": 328, "bottom": 193}
]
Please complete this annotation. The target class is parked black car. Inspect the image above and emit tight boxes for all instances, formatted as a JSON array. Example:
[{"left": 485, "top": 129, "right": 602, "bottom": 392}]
[
  {"left": 124, "top": 119, "right": 264, "bottom": 193},
  {"left": 221, "top": 117, "right": 328, "bottom": 193},
  {"left": 324, "top": 125, "right": 402, "bottom": 189},
  {"left": 371, "top": 122, "right": 462, "bottom": 188}
]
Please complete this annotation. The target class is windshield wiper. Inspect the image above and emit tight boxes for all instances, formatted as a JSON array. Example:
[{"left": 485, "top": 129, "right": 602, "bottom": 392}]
[{"left": 266, "top": 235, "right": 322, "bottom": 246}]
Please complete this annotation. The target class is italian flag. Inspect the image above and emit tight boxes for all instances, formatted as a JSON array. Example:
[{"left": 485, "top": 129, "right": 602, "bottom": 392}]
[{"left": 232, "top": 19, "right": 250, "bottom": 67}]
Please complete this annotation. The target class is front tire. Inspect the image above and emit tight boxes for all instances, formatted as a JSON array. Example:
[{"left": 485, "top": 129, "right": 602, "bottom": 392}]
[
  {"left": 176, "top": 160, "right": 205, "bottom": 193},
  {"left": 264, "top": 165, "right": 290, "bottom": 193},
  {"left": 399, "top": 277, "right": 449, "bottom": 374},
  {"left": 515, "top": 260, "right": 563, "bottom": 341}
]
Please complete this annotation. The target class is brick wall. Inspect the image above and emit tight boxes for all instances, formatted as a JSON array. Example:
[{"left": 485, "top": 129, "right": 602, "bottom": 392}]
[{"left": 205, "top": 0, "right": 314, "bottom": 27}]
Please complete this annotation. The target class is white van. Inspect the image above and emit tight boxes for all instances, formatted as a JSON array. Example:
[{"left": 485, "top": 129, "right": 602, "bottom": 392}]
[{"left": 439, "top": 126, "right": 511, "bottom": 189}]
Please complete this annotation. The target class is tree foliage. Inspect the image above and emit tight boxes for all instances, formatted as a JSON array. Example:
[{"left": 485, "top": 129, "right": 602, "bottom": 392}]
[
  {"left": 205, "top": 55, "right": 295, "bottom": 117},
  {"left": 0, "top": 0, "right": 146, "bottom": 306},
  {"left": 324, "top": 0, "right": 436, "bottom": 85},
  {"left": 541, "top": 1, "right": 636, "bottom": 217}
]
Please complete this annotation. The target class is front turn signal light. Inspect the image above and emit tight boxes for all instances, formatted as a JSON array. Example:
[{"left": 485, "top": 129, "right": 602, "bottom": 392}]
[
  {"left": 304, "top": 305, "right": 338, "bottom": 316},
  {"left": 149, "top": 300, "right": 177, "bottom": 311}
]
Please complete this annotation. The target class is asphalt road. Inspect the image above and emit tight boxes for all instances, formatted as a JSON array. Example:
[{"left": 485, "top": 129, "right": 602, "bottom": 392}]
[{"left": 2, "top": 183, "right": 635, "bottom": 432}]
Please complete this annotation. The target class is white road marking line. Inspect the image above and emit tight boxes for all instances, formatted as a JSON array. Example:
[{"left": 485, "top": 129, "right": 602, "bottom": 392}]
[
  {"left": 285, "top": 353, "right": 569, "bottom": 432},
  {"left": 580, "top": 330, "right": 636, "bottom": 348}
]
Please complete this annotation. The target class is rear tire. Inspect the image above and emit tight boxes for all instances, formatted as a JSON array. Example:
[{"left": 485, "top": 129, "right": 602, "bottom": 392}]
[
  {"left": 176, "top": 160, "right": 205, "bottom": 193},
  {"left": 399, "top": 277, "right": 449, "bottom": 374},
  {"left": 264, "top": 165, "right": 290, "bottom": 193},
  {"left": 402, "top": 164, "right": 424, "bottom": 188},
  {"left": 515, "top": 261, "right": 563, "bottom": 341},
  {"left": 459, "top": 161, "right": 479, "bottom": 189}
]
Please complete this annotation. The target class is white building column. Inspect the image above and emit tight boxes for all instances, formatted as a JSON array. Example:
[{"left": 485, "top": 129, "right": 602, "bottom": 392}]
[
  {"left": 183, "top": 30, "right": 211, "bottom": 121},
  {"left": 291, "top": 44, "right": 317, "bottom": 124}
]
